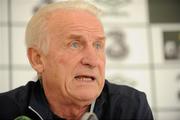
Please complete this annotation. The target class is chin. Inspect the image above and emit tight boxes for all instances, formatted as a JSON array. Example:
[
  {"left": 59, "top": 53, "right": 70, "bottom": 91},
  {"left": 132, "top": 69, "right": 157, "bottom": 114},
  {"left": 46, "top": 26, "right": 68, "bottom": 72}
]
[{"left": 74, "top": 89, "right": 100, "bottom": 102}]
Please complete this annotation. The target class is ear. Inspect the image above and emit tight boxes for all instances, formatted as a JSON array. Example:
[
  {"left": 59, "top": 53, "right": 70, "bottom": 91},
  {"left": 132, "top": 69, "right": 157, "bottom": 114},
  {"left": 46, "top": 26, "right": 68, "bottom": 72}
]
[{"left": 27, "top": 48, "right": 45, "bottom": 74}]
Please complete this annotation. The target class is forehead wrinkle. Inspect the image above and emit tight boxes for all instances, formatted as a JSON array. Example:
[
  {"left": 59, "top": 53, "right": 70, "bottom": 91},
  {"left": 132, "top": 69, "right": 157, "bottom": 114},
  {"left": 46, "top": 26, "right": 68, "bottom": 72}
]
[
  {"left": 48, "top": 9, "right": 100, "bottom": 25},
  {"left": 46, "top": 9, "right": 104, "bottom": 41},
  {"left": 49, "top": 23, "right": 104, "bottom": 40},
  {"left": 49, "top": 17, "right": 103, "bottom": 32},
  {"left": 62, "top": 24, "right": 104, "bottom": 33},
  {"left": 48, "top": 9, "right": 103, "bottom": 27}
]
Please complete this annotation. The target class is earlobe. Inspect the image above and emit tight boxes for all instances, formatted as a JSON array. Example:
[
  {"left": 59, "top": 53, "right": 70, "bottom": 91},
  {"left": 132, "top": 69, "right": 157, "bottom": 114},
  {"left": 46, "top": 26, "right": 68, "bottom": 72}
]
[{"left": 27, "top": 48, "right": 45, "bottom": 74}]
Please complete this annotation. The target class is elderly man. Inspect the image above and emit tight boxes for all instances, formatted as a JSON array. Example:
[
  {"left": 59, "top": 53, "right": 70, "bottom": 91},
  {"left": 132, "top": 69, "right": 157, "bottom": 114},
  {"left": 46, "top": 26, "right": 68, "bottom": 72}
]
[{"left": 0, "top": 1, "right": 153, "bottom": 120}]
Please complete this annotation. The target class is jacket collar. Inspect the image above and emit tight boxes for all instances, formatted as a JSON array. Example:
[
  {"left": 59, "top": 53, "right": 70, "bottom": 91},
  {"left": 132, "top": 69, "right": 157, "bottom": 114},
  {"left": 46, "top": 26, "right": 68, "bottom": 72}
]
[
  {"left": 28, "top": 80, "right": 53, "bottom": 119},
  {"left": 94, "top": 80, "right": 108, "bottom": 119}
]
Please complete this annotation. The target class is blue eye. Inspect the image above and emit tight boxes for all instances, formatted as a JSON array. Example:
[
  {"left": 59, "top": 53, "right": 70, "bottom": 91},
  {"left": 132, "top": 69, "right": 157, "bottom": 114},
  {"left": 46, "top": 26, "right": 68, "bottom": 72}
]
[
  {"left": 94, "top": 42, "right": 103, "bottom": 49},
  {"left": 71, "top": 41, "right": 79, "bottom": 49}
]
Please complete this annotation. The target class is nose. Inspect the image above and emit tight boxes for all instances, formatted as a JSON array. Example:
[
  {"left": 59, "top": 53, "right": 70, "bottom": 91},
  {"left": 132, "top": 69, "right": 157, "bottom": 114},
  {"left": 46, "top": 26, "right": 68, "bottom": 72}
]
[{"left": 81, "top": 46, "right": 99, "bottom": 69}]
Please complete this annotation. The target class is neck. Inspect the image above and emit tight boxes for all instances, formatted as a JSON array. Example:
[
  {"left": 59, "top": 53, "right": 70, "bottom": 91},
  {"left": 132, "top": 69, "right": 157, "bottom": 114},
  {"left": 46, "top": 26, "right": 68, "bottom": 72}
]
[
  {"left": 50, "top": 98, "right": 90, "bottom": 120},
  {"left": 43, "top": 89, "right": 92, "bottom": 120}
]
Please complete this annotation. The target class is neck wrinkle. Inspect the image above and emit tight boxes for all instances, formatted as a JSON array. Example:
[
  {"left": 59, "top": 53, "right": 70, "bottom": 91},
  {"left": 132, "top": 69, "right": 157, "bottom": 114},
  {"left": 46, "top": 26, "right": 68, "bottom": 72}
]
[{"left": 51, "top": 102, "right": 90, "bottom": 120}]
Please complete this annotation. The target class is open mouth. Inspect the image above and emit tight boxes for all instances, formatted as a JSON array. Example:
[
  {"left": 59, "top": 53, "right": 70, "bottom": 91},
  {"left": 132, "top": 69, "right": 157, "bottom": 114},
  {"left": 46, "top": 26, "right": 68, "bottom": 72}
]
[{"left": 74, "top": 75, "right": 96, "bottom": 82}]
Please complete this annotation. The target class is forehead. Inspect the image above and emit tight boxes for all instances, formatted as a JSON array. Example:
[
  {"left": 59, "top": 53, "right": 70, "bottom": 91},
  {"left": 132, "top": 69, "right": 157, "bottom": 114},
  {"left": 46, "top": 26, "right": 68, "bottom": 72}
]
[{"left": 46, "top": 9, "right": 104, "bottom": 33}]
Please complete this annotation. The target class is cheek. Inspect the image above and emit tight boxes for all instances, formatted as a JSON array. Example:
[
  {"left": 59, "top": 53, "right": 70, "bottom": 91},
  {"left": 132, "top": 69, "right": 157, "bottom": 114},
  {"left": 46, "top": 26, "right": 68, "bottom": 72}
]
[
  {"left": 99, "top": 51, "right": 106, "bottom": 62},
  {"left": 44, "top": 52, "right": 69, "bottom": 78},
  {"left": 99, "top": 54, "right": 106, "bottom": 71},
  {"left": 99, "top": 55, "right": 106, "bottom": 85},
  {"left": 55, "top": 52, "right": 81, "bottom": 73},
  {"left": 57, "top": 52, "right": 75, "bottom": 66}
]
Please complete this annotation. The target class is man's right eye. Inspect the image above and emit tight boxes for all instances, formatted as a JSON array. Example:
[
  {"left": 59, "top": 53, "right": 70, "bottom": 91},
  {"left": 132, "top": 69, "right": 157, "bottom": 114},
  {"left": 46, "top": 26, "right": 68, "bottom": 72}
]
[{"left": 70, "top": 41, "right": 80, "bottom": 49}]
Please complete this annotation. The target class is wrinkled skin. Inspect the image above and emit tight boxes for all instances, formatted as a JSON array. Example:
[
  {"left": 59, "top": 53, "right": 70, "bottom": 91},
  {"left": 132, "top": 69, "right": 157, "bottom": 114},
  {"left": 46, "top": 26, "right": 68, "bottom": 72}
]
[{"left": 29, "top": 9, "right": 106, "bottom": 119}]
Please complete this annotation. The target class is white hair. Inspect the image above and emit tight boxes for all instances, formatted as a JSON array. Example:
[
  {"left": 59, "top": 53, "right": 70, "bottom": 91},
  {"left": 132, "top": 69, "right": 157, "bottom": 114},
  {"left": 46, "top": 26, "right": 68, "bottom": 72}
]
[{"left": 25, "top": 0, "right": 102, "bottom": 54}]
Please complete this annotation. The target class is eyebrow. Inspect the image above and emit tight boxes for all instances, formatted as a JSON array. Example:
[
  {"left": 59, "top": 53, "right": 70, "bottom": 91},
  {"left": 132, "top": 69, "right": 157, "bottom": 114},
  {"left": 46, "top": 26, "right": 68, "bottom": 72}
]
[
  {"left": 97, "top": 36, "right": 106, "bottom": 41},
  {"left": 68, "top": 34, "right": 83, "bottom": 39},
  {"left": 67, "top": 34, "right": 106, "bottom": 41}
]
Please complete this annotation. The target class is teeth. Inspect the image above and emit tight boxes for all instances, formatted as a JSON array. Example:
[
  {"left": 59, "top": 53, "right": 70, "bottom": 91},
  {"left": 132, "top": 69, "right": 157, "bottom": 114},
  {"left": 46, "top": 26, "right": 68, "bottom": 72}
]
[{"left": 75, "top": 76, "right": 94, "bottom": 81}]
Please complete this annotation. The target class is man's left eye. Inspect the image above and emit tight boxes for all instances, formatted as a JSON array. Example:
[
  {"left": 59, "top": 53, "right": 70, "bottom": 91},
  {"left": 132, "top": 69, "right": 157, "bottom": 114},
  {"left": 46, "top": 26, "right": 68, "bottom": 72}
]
[{"left": 94, "top": 42, "right": 103, "bottom": 49}]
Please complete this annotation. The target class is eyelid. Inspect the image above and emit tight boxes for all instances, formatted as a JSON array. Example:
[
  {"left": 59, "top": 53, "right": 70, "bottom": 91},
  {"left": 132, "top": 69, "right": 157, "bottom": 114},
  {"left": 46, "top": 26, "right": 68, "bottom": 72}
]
[{"left": 94, "top": 41, "right": 104, "bottom": 49}]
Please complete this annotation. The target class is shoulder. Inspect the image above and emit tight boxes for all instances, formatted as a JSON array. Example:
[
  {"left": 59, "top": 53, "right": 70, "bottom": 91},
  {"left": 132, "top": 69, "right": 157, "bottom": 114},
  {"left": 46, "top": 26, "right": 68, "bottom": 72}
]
[
  {"left": 101, "top": 80, "right": 153, "bottom": 119},
  {"left": 104, "top": 80, "right": 145, "bottom": 99},
  {"left": 0, "top": 81, "right": 37, "bottom": 105},
  {"left": 0, "top": 81, "right": 37, "bottom": 119},
  {"left": 103, "top": 80, "right": 148, "bottom": 110}
]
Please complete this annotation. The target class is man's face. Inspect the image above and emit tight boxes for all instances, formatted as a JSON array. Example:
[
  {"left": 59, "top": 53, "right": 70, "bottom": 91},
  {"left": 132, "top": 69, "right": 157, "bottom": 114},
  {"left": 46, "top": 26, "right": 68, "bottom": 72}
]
[{"left": 42, "top": 9, "right": 106, "bottom": 104}]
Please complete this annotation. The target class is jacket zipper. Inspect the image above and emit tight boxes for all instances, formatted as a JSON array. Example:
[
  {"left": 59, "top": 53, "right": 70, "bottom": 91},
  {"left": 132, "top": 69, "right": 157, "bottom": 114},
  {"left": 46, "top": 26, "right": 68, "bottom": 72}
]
[{"left": 28, "top": 106, "right": 44, "bottom": 120}]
